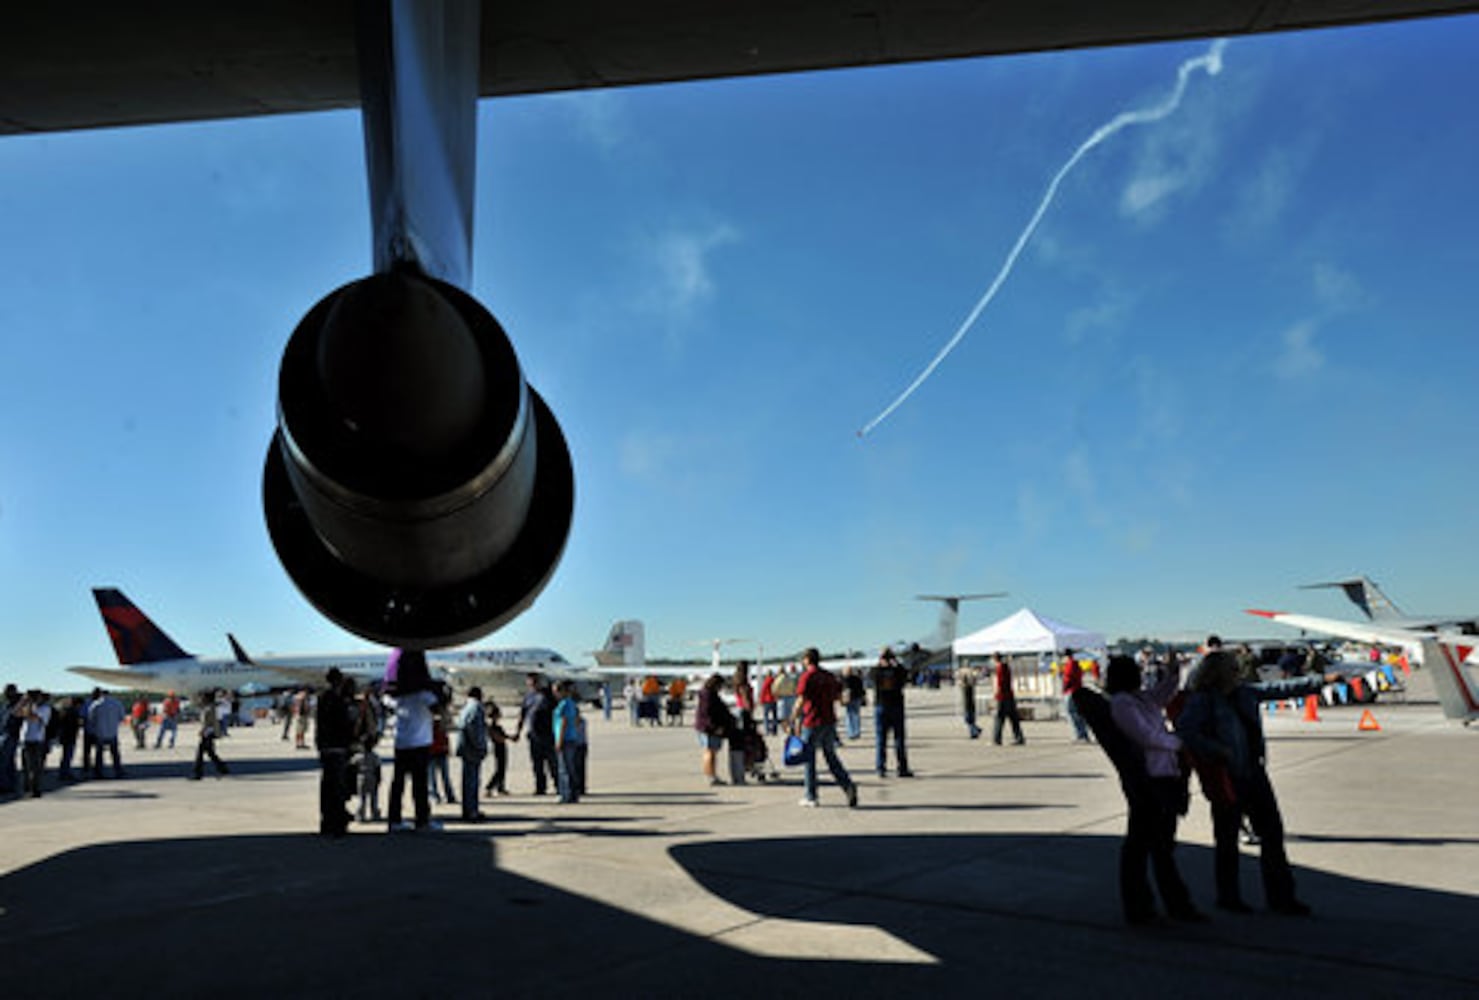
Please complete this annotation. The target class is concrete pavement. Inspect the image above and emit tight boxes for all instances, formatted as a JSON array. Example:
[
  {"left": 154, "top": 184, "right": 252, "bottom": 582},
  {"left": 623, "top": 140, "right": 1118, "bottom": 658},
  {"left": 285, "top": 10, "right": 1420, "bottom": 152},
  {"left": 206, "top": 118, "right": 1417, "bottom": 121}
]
[{"left": 1, "top": 679, "right": 1475, "bottom": 997}]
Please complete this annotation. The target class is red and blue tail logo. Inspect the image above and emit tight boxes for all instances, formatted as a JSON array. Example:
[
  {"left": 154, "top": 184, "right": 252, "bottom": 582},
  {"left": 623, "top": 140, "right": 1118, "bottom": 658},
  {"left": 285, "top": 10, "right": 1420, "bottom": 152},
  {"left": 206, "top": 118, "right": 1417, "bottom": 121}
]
[{"left": 92, "top": 588, "right": 191, "bottom": 665}]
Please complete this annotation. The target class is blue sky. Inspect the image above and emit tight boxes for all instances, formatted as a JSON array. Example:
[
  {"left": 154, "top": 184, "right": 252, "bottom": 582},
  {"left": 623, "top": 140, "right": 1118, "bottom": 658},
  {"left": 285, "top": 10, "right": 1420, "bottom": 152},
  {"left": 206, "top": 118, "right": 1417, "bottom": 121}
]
[{"left": 2, "top": 16, "right": 1477, "bottom": 689}]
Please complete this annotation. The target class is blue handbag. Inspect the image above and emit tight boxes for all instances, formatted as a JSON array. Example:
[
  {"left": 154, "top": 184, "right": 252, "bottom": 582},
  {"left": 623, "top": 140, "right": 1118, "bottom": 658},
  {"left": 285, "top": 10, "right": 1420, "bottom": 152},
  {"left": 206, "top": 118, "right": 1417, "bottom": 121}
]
[{"left": 782, "top": 733, "right": 806, "bottom": 766}]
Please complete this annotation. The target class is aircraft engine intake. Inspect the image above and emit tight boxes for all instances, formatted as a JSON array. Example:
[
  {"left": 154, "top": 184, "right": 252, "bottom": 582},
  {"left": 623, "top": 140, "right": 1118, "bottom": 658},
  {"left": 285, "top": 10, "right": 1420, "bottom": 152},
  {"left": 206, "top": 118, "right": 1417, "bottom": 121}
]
[{"left": 262, "top": 269, "right": 573, "bottom": 648}]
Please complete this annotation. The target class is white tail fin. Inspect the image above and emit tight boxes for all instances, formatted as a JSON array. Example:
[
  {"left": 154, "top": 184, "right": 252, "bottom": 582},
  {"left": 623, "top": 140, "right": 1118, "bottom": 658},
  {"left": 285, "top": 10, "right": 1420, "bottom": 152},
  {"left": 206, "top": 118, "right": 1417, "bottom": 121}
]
[
  {"left": 1418, "top": 637, "right": 1479, "bottom": 724},
  {"left": 593, "top": 620, "right": 645, "bottom": 669}
]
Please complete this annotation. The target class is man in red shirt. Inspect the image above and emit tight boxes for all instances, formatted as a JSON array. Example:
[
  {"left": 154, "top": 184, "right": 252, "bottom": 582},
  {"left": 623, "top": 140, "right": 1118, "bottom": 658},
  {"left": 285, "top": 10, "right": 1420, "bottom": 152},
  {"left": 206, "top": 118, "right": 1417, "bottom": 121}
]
[
  {"left": 155, "top": 691, "right": 181, "bottom": 749},
  {"left": 1061, "top": 648, "right": 1090, "bottom": 742},
  {"left": 992, "top": 653, "right": 1025, "bottom": 745},
  {"left": 789, "top": 648, "right": 858, "bottom": 808}
]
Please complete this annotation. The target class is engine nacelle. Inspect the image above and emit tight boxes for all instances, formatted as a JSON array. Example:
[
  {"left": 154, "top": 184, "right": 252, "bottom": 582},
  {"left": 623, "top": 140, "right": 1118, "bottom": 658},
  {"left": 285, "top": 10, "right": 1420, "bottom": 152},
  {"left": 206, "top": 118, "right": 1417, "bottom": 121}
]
[{"left": 263, "top": 270, "right": 572, "bottom": 647}]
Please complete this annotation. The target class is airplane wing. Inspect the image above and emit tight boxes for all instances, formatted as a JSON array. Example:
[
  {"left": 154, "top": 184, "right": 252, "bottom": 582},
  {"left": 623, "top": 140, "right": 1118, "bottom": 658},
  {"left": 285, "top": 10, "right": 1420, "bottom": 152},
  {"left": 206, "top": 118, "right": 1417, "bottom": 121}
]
[
  {"left": 68, "top": 665, "right": 160, "bottom": 686},
  {"left": 1244, "top": 609, "right": 1425, "bottom": 648}
]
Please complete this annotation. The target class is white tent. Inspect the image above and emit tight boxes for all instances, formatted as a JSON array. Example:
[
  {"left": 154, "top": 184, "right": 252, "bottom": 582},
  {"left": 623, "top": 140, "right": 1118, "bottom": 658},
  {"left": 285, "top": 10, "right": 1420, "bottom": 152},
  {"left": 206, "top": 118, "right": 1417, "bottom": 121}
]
[{"left": 952, "top": 607, "right": 1106, "bottom": 658}]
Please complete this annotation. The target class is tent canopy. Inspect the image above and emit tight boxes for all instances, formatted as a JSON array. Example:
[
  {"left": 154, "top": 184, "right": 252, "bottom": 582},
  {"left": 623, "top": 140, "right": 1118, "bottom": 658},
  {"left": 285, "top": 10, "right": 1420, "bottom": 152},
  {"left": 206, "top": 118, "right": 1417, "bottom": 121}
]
[{"left": 952, "top": 608, "right": 1106, "bottom": 658}]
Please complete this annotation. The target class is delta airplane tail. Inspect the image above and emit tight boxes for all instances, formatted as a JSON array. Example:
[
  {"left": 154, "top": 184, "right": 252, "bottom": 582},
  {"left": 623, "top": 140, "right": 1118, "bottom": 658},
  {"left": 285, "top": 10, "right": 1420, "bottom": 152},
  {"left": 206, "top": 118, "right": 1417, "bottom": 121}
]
[{"left": 92, "top": 587, "right": 192, "bottom": 665}]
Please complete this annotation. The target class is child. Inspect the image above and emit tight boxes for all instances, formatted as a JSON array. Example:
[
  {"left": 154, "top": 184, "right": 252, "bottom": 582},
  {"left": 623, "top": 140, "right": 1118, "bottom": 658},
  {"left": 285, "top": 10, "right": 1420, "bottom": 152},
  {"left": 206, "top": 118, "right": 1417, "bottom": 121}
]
[
  {"left": 483, "top": 702, "right": 513, "bottom": 796},
  {"left": 354, "top": 689, "right": 382, "bottom": 823}
]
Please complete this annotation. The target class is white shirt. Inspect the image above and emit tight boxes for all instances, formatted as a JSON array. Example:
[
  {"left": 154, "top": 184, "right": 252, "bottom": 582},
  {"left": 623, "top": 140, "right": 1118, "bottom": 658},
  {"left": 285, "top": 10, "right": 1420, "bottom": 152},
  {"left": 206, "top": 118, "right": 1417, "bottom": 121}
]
[
  {"left": 22, "top": 703, "right": 51, "bottom": 744},
  {"left": 394, "top": 690, "right": 438, "bottom": 749}
]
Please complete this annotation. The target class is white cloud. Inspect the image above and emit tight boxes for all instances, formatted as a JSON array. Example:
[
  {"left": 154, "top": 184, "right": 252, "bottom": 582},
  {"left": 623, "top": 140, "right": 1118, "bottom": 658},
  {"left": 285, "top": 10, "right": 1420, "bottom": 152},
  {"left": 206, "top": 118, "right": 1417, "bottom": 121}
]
[
  {"left": 551, "top": 90, "right": 629, "bottom": 153},
  {"left": 1065, "top": 290, "right": 1134, "bottom": 344},
  {"left": 1117, "top": 81, "right": 1226, "bottom": 225},
  {"left": 635, "top": 222, "right": 740, "bottom": 331},
  {"left": 1225, "top": 143, "right": 1313, "bottom": 237},
  {"left": 1312, "top": 260, "right": 1363, "bottom": 311},
  {"left": 1273, "top": 319, "right": 1324, "bottom": 380}
]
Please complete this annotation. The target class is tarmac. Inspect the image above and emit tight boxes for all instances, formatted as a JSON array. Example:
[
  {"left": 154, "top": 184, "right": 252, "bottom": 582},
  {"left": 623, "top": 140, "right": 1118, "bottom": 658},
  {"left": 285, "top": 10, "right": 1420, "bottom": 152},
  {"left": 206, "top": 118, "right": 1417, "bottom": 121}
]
[{"left": 2, "top": 676, "right": 1476, "bottom": 998}]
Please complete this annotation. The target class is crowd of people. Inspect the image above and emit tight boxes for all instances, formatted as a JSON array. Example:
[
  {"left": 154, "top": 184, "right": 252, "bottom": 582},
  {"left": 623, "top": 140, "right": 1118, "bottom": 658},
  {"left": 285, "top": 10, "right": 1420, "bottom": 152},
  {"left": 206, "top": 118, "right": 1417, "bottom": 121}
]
[{"left": 6, "top": 633, "right": 1349, "bottom": 927}]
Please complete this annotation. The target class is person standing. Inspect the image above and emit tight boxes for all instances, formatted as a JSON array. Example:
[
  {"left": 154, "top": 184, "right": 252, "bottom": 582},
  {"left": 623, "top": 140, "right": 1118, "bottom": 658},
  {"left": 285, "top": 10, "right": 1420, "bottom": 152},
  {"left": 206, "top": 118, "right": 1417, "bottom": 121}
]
[
  {"left": 514, "top": 674, "right": 558, "bottom": 796},
  {"left": 623, "top": 678, "right": 640, "bottom": 727},
  {"left": 759, "top": 669, "right": 779, "bottom": 736},
  {"left": 292, "top": 688, "right": 312, "bottom": 749},
  {"left": 790, "top": 648, "right": 858, "bottom": 808},
  {"left": 991, "top": 653, "right": 1025, "bottom": 745},
  {"left": 129, "top": 696, "right": 150, "bottom": 749},
  {"left": 88, "top": 688, "right": 126, "bottom": 778},
  {"left": 731, "top": 661, "right": 756, "bottom": 785},
  {"left": 1175, "top": 650, "right": 1336, "bottom": 916},
  {"left": 386, "top": 650, "right": 441, "bottom": 832},
  {"left": 552, "top": 681, "right": 586, "bottom": 804},
  {"left": 840, "top": 667, "right": 865, "bottom": 741},
  {"left": 19, "top": 690, "right": 51, "bottom": 798},
  {"left": 353, "top": 685, "right": 384, "bottom": 823},
  {"left": 693, "top": 674, "right": 733, "bottom": 787},
  {"left": 958, "top": 663, "right": 982, "bottom": 739},
  {"left": 190, "top": 689, "right": 229, "bottom": 780},
  {"left": 427, "top": 701, "right": 456, "bottom": 805},
  {"left": 872, "top": 648, "right": 913, "bottom": 778},
  {"left": 1105, "top": 655, "right": 1202, "bottom": 925},
  {"left": 1061, "top": 648, "right": 1091, "bottom": 742},
  {"left": 2, "top": 684, "right": 23, "bottom": 796},
  {"left": 315, "top": 670, "right": 354, "bottom": 838},
  {"left": 155, "top": 691, "right": 180, "bottom": 749},
  {"left": 482, "top": 702, "right": 513, "bottom": 797},
  {"left": 456, "top": 687, "right": 489, "bottom": 821},
  {"left": 56, "top": 696, "right": 82, "bottom": 782}
]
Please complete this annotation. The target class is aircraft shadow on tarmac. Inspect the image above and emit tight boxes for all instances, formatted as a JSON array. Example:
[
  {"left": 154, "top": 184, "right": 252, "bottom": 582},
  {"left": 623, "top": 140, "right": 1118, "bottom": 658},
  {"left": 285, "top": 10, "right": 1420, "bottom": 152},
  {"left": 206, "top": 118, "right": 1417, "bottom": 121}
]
[{"left": 3, "top": 829, "right": 1476, "bottom": 997}]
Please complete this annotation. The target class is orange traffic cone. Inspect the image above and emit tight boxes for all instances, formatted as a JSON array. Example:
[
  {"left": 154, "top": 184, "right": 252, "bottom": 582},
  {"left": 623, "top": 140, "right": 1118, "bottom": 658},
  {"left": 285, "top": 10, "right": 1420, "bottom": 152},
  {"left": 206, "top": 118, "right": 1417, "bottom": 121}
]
[
  {"left": 1302, "top": 695, "right": 1320, "bottom": 722},
  {"left": 1357, "top": 709, "right": 1381, "bottom": 732}
]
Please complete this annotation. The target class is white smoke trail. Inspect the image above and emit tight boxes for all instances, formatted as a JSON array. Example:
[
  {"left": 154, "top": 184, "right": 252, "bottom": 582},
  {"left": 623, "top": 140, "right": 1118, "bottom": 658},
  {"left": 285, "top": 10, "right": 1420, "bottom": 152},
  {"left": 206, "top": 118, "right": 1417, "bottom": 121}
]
[{"left": 857, "top": 39, "right": 1228, "bottom": 438}]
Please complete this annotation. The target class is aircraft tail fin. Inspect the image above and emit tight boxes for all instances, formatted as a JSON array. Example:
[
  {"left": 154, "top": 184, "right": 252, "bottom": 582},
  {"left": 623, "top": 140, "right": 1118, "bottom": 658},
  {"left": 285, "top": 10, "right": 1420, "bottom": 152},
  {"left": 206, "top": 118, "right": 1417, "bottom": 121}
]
[
  {"left": 91, "top": 588, "right": 191, "bottom": 665},
  {"left": 228, "top": 633, "right": 254, "bottom": 664},
  {"left": 915, "top": 592, "right": 1007, "bottom": 648},
  {"left": 1300, "top": 576, "right": 1403, "bottom": 621},
  {"left": 592, "top": 620, "right": 645, "bottom": 669},
  {"left": 1418, "top": 636, "right": 1479, "bottom": 724}
]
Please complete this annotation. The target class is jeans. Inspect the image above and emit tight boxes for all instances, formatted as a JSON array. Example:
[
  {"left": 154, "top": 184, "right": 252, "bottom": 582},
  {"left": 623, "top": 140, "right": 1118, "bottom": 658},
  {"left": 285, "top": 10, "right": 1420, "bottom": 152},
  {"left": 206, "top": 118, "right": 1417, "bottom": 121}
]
[
  {"left": 800, "top": 724, "right": 853, "bottom": 802},
  {"left": 428, "top": 753, "right": 455, "bottom": 803},
  {"left": 459, "top": 754, "right": 483, "bottom": 817},
  {"left": 318, "top": 748, "right": 350, "bottom": 834},
  {"left": 874, "top": 704, "right": 909, "bottom": 774},
  {"left": 94, "top": 737, "right": 123, "bottom": 777},
  {"left": 388, "top": 746, "right": 431, "bottom": 827},
  {"left": 1065, "top": 695, "right": 1090, "bottom": 740},
  {"left": 1214, "top": 767, "right": 1297, "bottom": 907},
  {"left": 1121, "top": 777, "right": 1194, "bottom": 920},
  {"left": 762, "top": 702, "right": 779, "bottom": 736},
  {"left": 993, "top": 699, "right": 1024, "bottom": 744},
  {"left": 58, "top": 738, "right": 78, "bottom": 779},
  {"left": 155, "top": 716, "right": 178, "bottom": 748},
  {"left": 194, "top": 733, "right": 227, "bottom": 778},
  {"left": 844, "top": 703, "right": 862, "bottom": 740},
  {"left": 21, "top": 741, "right": 46, "bottom": 796},
  {"left": 485, "top": 744, "right": 508, "bottom": 794},
  {"left": 557, "top": 743, "right": 582, "bottom": 803},
  {"left": 527, "top": 736, "right": 558, "bottom": 794},
  {"left": 0, "top": 730, "right": 19, "bottom": 793}
]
